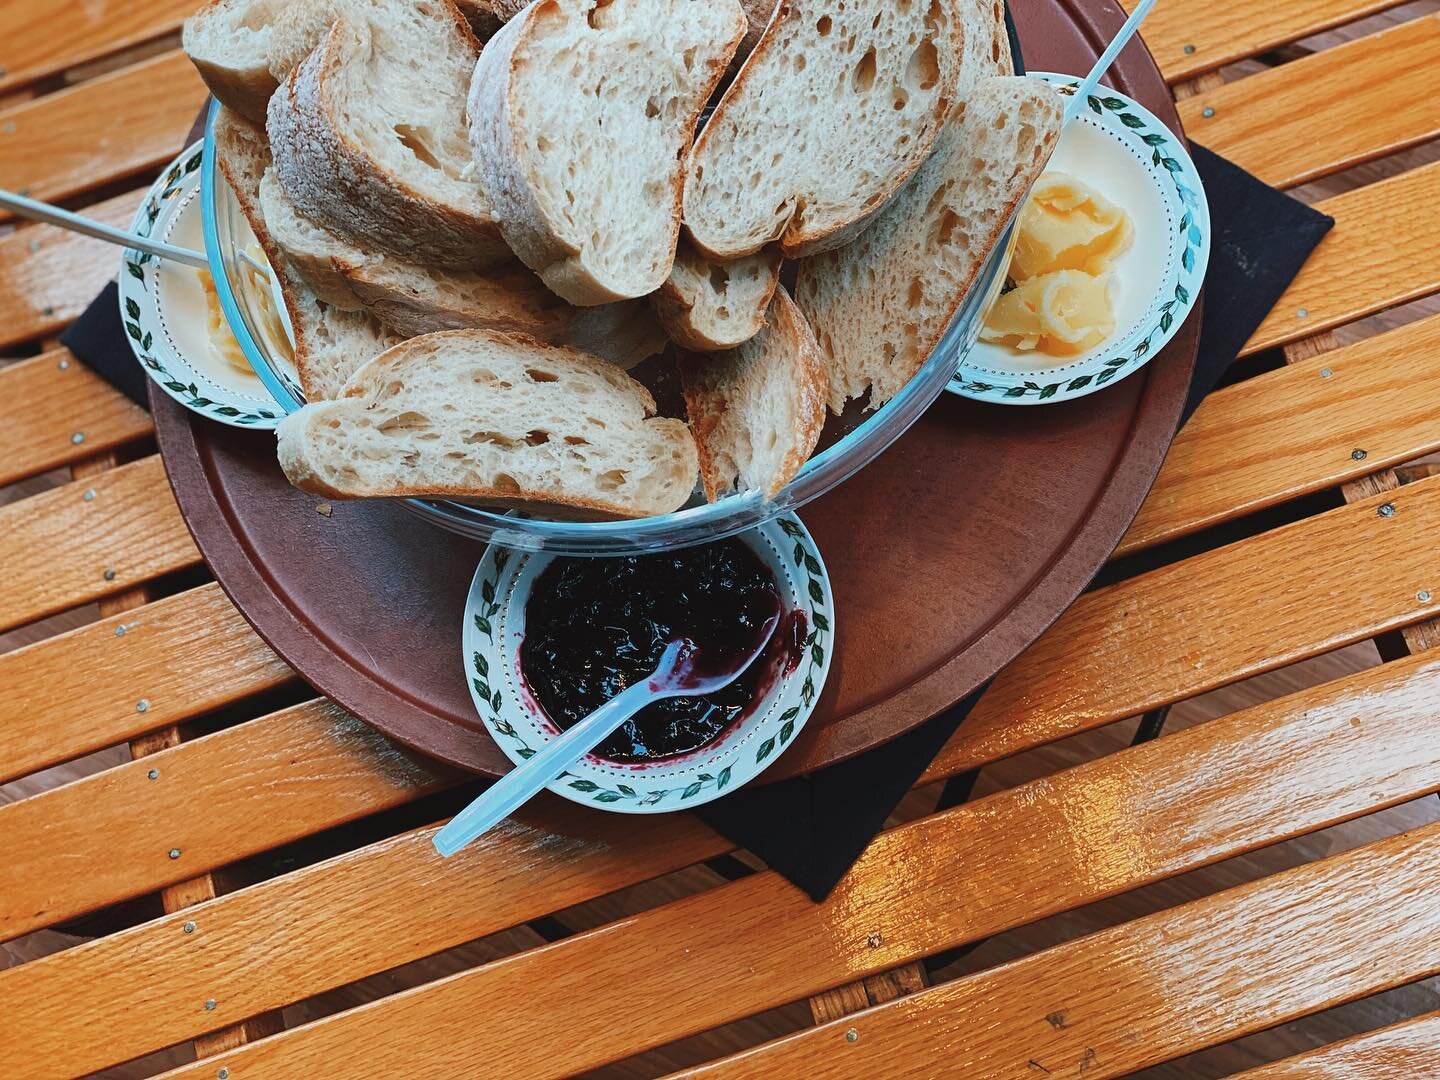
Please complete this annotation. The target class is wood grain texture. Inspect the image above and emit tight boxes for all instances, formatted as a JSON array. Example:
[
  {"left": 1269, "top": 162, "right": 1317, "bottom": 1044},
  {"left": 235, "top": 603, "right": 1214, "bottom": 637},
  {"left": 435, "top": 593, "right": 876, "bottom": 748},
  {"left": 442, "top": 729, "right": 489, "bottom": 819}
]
[
  {"left": 0, "top": 0, "right": 193, "bottom": 93},
  {"left": 0, "top": 807, "right": 733, "bottom": 1078},
  {"left": 0, "top": 349, "right": 151, "bottom": 485},
  {"left": 0, "top": 189, "right": 146, "bottom": 349},
  {"left": 0, "top": 699, "right": 459, "bottom": 941},
  {"left": 1129, "top": 0, "right": 1409, "bottom": 82},
  {"left": 679, "top": 824, "right": 1440, "bottom": 1078},
  {"left": 1177, "top": 15, "right": 1440, "bottom": 189},
  {"left": 0, "top": 454, "right": 198, "bottom": 634},
  {"left": 0, "top": 582, "right": 293, "bottom": 784},
  {"left": 1120, "top": 315, "right": 1440, "bottom": 555},
  {"left": 1245, "top": 162, "right": 1440, "bottom": 356},
  {"left": 924, "top": 474, "right": 1440, "bottom": 781},
  {"left": 144, "top": 650, "right": 1440, "bottom": 1079},
  {"left": 1232, "top": 1010, "right": 1440, "bottom": 1076},
  {"left": 0, "top": 49, "right": 204, "bottom": 212}
]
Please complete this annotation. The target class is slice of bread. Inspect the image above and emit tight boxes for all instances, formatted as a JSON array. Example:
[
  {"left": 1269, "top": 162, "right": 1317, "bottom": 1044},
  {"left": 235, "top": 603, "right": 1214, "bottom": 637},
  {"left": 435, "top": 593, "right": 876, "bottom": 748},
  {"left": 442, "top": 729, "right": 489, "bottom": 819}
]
[
  {"left": 684, "top": 0, "right": 966, "bottom": 261},
  {"left": 269, "top": 11, "right": 511, "bottom": 270},
  {"left": 679, "top": 286, "right": 827, "bottom": 501},
  {"left": 794, "top": 76, "right": 1062, "bottom": 412},
  {"left": 213, "top": 107, "right": 402, "bottom": 401},
  {"left": 184, "top": 0, "right": 344, "bottom": 124},
  {"left": 652, "top": 242, "right": 782, "bottom": 351},
  {"left": 275, "top": 329, "right": 700, "bottom": 518},
  {"left": 258, "top": 168, "right": 365, "bottom": 309},
  {"left": 467, "top": 0, "right": 747, "bottom": 305}
]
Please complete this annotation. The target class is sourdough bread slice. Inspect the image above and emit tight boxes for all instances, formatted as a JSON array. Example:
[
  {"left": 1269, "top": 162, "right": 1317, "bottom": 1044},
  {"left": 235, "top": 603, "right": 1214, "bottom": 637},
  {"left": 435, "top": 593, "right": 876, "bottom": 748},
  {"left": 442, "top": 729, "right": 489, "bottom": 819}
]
[
  {"left": 183, "top": 0, "right": 344, "bottom": 124},
  {"left": 795, "top": 76, "right": 1062, "bottom": 412},
  {"left": 275, "top": 329, "right": 700, "bottom": 518},
  {"left": 679, "top": 286, "right": 827, "bottom": 501},
  {"left": 269, "top": 10, "right": 510, "bottom": 270},
  {"left": 467, "top": 0, "right": 747, "bottom": 305},
  {"left": 684, "top": 0, "right": 966, "bottom": 261},
  {"left": 258, "top": 169, "right": 365, "bottom": 309},
  {"left": 212, "top": 107, "right": 402, "bottom": 401},
  {"left": 652, "top": 242, "right": 782, "bottom": 351}
]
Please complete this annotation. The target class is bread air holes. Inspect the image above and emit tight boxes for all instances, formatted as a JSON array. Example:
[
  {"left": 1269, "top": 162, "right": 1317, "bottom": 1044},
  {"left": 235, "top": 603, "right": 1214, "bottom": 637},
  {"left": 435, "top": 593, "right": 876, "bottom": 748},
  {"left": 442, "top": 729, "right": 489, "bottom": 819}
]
[
  {"left": 852, "top": 47, "right": 877, "bottom": 92},
  {"left": 682, "top": 45, "right": 698, "bottom": 71},
  {"left": 816, "top": 14, "right": 832, "bottom": 34},
  {"left": 376, "top": 411, "right": 432, "bottom": 434},
  {"left": 905, "top": 39, "right": 938, "bottom": 91},
  {"left": 394, "top": 125, "right": 445, "bottom": 175},
  {"left": 492, "top": 472, "right": 522, "bottom": 495},
  {"left": 466, "top": 430, "right": 522, "bottom": 448},
  {"left": 596, "top": 468, "right": 628, "bottom": 491},
  {"left": 525, "top": 366, "right": 560, "bottom": 383},
  {"left": 586, "top": 0, "right": 616, "bottom": 30}
]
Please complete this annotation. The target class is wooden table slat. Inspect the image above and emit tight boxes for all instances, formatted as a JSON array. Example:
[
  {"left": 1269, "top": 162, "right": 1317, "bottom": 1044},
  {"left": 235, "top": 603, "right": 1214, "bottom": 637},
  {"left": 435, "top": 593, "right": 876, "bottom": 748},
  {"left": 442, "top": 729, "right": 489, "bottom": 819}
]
[
  {"left": 0, "top": 698, "right": 460, "bottom": 942},
  {"left": 0, "top": 0, "right": 192, "bottom": 95},
  {"left": 79, "top": 647, "right": 1440, "bottom": 1080},
  {"left": 926, "top": 472, "right": 1440, "bottom": 781},
  {"left": 677, "top": 823, "right": 1440, "bottom": 1079},
  {"left": 1231, "top": 1010, "right": 1440, "bottom": 1076},
  {"left": 0, "top": 348, "right": 152, "bottom": 486},
  {"left": 1245, "top": 161, "right": 1440, "bottom": 356},
  {"left": 1119, "top": 313, "right": 1440, "bottom": 555},
  {"left": 1131, "top": 0, "right": 1409, "bottom": 83},
  {"left": 0, "top": 454, "right": 198, "bottom": 634},
  {"left": 0, "top": 582, "right": 293, "bottom": 785},
  {"left": 0, "top": 189, "right": 147, "bottom": 350},
  {"left": 1176, "top": 14, "right": 1440, "bottom": 189},
  {"left": 0, "top": 50, "right": 203, "bottom": 215}
]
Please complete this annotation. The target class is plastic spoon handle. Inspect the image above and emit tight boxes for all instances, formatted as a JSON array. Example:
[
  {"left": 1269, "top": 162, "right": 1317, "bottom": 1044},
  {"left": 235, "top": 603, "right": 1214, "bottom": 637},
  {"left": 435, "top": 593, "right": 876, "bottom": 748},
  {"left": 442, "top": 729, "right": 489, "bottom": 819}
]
[
  {"left": 0, "top": 187, "right": 211, "bottom": 269},
  {"left": 433, "top": 678, "right": 662, "bottom": 857},
  {"left": 1063, "top": 0, "right": 1159, "bottom": 123}
]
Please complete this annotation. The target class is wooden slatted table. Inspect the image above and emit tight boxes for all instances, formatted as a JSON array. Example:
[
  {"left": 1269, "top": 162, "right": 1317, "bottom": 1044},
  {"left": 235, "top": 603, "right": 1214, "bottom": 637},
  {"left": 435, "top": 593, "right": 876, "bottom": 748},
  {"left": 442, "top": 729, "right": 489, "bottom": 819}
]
[{"left": 2, "top": 3, "right": 1439, "bottom": 1076}]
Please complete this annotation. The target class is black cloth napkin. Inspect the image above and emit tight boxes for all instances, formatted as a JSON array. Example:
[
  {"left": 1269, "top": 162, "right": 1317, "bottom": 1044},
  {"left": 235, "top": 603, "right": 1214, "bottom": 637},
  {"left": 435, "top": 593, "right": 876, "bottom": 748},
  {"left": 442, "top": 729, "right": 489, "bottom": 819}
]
[{"left": 62, "top": 49, "right": 1332, "bottom": 901}]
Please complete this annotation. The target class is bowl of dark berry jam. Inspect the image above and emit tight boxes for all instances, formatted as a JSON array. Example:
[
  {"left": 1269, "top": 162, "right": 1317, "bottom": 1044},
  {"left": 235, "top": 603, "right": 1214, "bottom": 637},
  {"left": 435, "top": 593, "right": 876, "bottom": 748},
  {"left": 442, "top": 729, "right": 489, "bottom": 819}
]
[{"left": 461, "top": 515, "right": 834, "bottom": 812}]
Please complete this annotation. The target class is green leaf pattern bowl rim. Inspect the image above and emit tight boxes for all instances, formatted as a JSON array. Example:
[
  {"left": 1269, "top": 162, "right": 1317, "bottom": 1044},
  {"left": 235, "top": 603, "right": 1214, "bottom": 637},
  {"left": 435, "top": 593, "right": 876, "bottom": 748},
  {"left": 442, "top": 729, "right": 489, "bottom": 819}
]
[
  {"left": 461, "top": 515, "right": 835, "bottom": 813},
  {"left": 118, "top": 141, "right": 285, "bottom": 429},
  {"left": 947, "top": 71, "right": 1210, "bottom": 405}
]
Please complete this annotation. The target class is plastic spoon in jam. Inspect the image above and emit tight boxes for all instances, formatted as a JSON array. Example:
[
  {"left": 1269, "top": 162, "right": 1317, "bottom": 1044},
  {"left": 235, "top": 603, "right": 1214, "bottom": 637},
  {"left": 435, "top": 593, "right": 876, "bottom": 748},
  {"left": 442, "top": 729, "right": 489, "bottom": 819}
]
[{"left": 433, "top": 612, "right": 781, "bottom": 857}]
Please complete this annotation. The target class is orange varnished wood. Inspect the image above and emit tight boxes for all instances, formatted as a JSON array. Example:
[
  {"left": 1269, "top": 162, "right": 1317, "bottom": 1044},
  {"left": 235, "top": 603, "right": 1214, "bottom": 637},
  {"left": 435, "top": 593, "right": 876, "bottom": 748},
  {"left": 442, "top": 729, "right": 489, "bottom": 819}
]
[
  {"left": 0, "top": 189, "right": 146, "bottom": 349},
  {"left": 138, "top": 650, "right": 1440, "bottom": 1080},
  {"left": 1177, "top": 15, "right": 1440, "bottom": 189},
  {"left": 1126, "top": 0, "right": 1408, "bottom": 83},
  {"left": 0, "top": 698, "right": 459, "bottom": 942},
  {"left": 0, "top": 348, "right": 152, "bottom": 486},
  {"left": 1233, "top": 1011, "right": 1440, "bottom": 1076},
  {"left": 0, "top": 50, "right": 204, "bottom": 212},
  {"left": 0, "top": 0, "right": 193, "bottom": 93},
  {"left": 0, "top": 454, "right": 199, "bottom": 634},
  {"left": 679, "top": 825, "right": 1440, "bottom": 1078},
  {"left": 1120, "top": 314, "right": 1440, "bottom": 555},
  {"left": 924, "top": 474, "right": 1440, "bottom": 782},
  {"left": 0, "top": 583, "right": 294, "bottom": 785},
  {"left": 1245, "top": 162, "right": 1440, "bottom": 356}
]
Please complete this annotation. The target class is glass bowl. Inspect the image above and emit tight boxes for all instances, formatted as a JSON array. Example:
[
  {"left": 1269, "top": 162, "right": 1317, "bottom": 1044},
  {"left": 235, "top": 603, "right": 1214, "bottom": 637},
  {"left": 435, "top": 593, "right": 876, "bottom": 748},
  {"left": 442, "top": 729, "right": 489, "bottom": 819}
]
[{"left": 200, "top": 100, "right": 1014, "bottom": 555}]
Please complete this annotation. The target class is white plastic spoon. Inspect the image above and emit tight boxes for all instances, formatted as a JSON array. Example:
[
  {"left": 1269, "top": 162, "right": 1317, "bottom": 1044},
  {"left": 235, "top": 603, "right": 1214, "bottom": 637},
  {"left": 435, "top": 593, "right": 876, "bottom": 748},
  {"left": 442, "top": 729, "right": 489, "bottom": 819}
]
[
  {"left": 0, "top": 187, "right": 211, "bottom": 269},
  {"left": 1062, "top": 0, "right": 1160, "bottom": 124},
  {"left": 433, "top": 613, "right": 781, "bottom": 857}
]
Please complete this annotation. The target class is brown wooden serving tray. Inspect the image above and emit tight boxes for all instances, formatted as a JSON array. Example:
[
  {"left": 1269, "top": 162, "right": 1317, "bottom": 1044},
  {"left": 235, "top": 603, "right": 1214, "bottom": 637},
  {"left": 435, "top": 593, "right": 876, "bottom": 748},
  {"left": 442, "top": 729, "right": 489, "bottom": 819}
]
[{"left": 153, "top": 0, "right": 1198, "bottom": 782}]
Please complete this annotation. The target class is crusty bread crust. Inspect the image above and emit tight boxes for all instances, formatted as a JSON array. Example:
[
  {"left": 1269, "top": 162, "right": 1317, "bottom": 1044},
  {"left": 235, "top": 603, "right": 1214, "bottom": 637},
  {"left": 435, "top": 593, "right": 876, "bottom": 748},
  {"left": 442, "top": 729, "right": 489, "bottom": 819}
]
[
  {"left": 684, "top": 0, "right": 966, "bottom": 261},
  {"left": 276, "top": 329, "right": 698, "bottom": 517},
  {"left": 680, "top": 286, "right": 827, "bottom": 501},
  {"left": 183, "top": 0, "right": 281, "bottom": 124},
  {"left": 268, "top": 13, "right": 511, "bottom": 271},
  {"left": 467, "top": 0, "right": 746, "bottom": 305},
  {"left": 651, "top": 244, "right": 782, "bottom": 351}
]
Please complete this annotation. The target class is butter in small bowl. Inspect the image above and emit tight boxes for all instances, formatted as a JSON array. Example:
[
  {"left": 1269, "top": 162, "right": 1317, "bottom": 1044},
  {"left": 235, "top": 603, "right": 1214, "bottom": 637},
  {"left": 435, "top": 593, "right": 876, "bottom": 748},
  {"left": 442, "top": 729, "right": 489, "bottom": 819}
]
[{"left": 982, "top": 172, "right": 1133, "bottom": 358}]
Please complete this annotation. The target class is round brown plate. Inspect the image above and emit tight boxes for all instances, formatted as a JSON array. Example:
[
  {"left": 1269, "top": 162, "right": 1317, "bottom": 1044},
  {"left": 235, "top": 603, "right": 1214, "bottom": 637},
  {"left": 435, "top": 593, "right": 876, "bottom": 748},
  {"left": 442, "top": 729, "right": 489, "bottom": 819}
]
[{"left": 153, "top": 0, "right": 1197, "bottom": 781}]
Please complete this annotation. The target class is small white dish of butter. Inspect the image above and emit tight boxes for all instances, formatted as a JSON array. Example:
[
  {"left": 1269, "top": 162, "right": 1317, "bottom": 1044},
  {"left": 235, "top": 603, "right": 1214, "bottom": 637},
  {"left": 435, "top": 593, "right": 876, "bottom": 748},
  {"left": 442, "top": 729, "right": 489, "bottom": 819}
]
[
  {"left": 948, "top": 72, "right": 1210, "bottom": 405},
  {"left": 118, "top": 142, "right": 292, "bottom": 429}
]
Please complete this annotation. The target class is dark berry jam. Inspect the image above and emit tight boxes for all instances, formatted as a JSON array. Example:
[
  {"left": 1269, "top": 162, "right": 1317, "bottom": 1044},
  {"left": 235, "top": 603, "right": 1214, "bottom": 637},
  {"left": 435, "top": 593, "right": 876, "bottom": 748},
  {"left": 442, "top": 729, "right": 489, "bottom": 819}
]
[{"left": 520, "top": 539, "right": 787, "bottom": 762}]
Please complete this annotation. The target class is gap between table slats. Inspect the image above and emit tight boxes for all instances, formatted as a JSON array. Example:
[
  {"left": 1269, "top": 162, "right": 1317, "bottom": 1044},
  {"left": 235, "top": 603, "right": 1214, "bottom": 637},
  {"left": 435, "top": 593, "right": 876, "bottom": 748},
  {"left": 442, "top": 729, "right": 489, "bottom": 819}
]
[
  {"left": 1176, "top": 13, "right": 1440, "bottom": 189},
  {"left": 5, "top": 465, "right": 1440, "bottom": 943},
  {"left": 112, "top": 648, "right": 1440, "bottom": 1080},
  {"left": 675, "top": 822, "right": 1440, "bottom": 1079},
  {"left": 0, "top": 50, "right": 203, "bottom": 217},
  {"left": 1231, "top": 1010, "right": 1440, "bottom": 1076}
]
